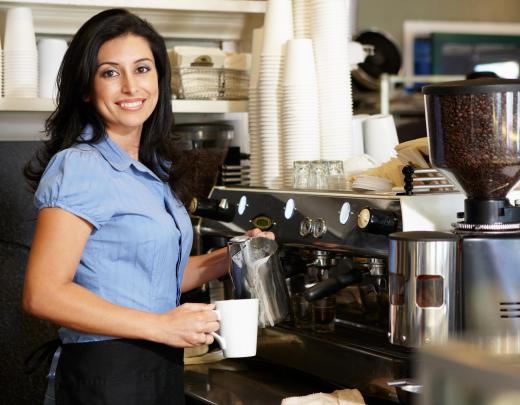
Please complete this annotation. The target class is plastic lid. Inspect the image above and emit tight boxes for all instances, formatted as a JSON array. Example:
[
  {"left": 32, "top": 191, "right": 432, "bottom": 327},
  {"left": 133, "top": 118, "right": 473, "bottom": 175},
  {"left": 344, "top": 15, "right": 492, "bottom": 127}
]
[
  {"left": 422, "top": 78, "right": 520, "bottom": 95},
  {"left": 390, "top": 231, "right": 458, "bottom": 241}
]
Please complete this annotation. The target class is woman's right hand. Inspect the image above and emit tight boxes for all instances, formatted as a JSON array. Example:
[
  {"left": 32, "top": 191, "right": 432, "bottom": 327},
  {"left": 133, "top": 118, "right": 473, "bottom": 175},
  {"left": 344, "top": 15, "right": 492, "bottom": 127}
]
[{"left": 154, "top": 303, "right": 219, "bottom": 348}]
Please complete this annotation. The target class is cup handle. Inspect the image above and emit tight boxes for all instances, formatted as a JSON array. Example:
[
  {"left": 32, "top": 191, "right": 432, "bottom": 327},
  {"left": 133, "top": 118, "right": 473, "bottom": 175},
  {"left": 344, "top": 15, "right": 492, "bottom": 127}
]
[
  {"left": 210, "top": 332, "right": 226, "bottom": 350},
  {"left": 210, "top": 310, "right": 226, "bottom": 350}
]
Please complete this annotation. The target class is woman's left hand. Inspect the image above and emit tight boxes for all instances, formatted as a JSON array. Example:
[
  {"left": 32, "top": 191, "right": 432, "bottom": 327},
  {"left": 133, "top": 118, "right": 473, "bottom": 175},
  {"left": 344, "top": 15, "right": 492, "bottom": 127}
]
[{"left": 245, "top": 228, "right": 275, "bottom": 240}]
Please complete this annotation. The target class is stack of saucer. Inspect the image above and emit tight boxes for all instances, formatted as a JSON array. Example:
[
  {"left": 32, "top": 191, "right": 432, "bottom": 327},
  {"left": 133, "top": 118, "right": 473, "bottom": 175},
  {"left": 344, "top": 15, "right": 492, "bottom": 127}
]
[
  {"left": 352, "top": 175, "right": 393, "bottom": 192},
  {"left": 3, "top": 7, "right": 38, "bottom": 98},
  {"left": 310, "top": 0, "right": 353, "bottom": 162}
]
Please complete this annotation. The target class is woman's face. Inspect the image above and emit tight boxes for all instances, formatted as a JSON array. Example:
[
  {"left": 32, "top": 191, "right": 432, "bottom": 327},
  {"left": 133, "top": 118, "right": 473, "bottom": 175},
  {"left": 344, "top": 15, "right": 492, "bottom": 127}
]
[{"left": 91, "top": 34, "right": 159, "bottom": 137}]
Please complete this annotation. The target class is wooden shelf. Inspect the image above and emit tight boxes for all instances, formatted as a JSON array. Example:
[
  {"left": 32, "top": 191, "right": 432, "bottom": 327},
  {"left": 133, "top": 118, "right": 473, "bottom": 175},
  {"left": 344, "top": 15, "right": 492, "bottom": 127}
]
[
  {"left": 0, "top": 0, "right": 266, "bottom": 40},
  {"left": 0, "top": 97, "right": 249, "bottom": 113}
]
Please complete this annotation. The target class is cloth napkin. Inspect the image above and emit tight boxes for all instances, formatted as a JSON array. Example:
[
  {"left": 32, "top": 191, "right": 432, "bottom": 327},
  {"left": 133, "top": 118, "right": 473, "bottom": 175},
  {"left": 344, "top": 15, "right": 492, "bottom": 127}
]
[{"left": 281, "top": 388, "right": 366, "bottom": 405}]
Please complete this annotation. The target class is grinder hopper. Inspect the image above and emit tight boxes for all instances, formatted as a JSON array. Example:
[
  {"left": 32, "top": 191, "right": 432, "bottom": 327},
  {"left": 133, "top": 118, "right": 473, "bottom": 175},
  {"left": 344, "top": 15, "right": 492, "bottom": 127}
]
[{"left": 423, "top": 78, "right": 520, "bottom": 226}]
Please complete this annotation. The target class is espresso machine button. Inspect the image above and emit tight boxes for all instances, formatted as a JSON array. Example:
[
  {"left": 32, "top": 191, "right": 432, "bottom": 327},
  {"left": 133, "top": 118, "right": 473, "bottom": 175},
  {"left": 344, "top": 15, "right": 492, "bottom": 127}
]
[
  {"left": 312, "top": 218, "right": 327, "bottom": 238},
  {"left": 358, "top": 207, "right": 398, "bottom": 235},
  {"left": 300, "top": 217, "right": 313, "bottom": 237}
]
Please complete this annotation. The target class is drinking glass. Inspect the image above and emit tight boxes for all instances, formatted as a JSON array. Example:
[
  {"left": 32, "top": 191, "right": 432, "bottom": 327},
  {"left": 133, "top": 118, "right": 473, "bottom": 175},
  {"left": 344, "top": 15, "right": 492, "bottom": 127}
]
[
  {"left": 308, "top": 160, "right": 329, "bottom": 189},
  {"left": 312, "top": 296, "right": 336, "bottom": 333},
  {"left": 293, "top": 160, "right": 310, "bottom": 189},
  {"left": 291, "top": 293, "right": 312, "bottom": 329},
  {"left": 326, "top": 160, "right": 345, "bottom": 190}
]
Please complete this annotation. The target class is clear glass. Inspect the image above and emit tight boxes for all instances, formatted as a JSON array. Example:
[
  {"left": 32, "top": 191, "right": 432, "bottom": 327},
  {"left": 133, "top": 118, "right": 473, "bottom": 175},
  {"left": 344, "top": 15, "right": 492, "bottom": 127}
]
[
  {"left": 293, "top": 160, "right": 310, "bottom": 189},
  {"left": 326, "top": 160, "right": 345, "bottom": 190},
  {"left": 308, "top": 160, "right": 329, "bottom": 189},
  {"left": 291, "top": 293, "right": 312, "bottom": 329},
  {"left": 312, "top": 296, "right": 336, "bottom": 333}
]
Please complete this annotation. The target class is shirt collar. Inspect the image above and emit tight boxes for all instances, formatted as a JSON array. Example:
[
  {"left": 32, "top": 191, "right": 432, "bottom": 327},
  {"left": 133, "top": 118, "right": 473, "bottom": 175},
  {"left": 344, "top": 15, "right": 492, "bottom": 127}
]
[{"left": 79, "top": 125, "right": 161, "bottom": 181}]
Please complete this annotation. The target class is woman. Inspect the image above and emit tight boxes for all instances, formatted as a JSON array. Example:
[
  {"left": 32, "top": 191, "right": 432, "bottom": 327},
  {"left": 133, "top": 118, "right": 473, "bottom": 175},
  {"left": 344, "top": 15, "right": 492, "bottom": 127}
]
[{"left": 23, "top": 8, "right": 270, "bottom": 404}]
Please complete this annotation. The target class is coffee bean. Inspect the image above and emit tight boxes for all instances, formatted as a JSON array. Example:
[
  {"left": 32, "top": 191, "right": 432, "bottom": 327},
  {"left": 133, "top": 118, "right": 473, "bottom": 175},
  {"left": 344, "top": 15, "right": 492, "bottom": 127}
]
[{"left": 426, "top": 92, "right": 520, "bottom": 198}]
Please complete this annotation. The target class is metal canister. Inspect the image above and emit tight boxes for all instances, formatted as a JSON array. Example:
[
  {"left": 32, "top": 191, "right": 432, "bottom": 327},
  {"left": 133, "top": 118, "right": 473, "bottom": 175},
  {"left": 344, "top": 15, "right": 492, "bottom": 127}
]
[
  {"left": 388, "top": 231, "right": 459, "bottom": 347},
  {"left": 228, "top": 235, "right": 289, "bottom": 328}
]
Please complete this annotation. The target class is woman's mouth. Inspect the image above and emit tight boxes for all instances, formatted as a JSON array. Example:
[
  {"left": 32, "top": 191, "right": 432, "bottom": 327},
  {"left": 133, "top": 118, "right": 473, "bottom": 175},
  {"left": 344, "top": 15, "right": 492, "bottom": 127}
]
[{"left": 117, "top": 99, "right": 146, "bottom": 111}]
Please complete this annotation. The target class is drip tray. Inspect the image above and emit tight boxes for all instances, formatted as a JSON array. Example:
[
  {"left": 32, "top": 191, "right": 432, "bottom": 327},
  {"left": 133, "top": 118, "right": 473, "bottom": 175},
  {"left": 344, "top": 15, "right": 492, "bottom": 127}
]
[{"left": 255, "top": 323, "right": 412, "bottom": 403}]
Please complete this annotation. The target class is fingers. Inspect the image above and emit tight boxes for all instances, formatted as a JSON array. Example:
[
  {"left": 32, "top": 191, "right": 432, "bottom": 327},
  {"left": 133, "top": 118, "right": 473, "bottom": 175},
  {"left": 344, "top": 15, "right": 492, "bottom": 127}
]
[
  {"left": 181, "top": 302, "right": 215, "bottom": 311},
  {"left": 246, "top": 228, "right": 276, "bottom": 240}
]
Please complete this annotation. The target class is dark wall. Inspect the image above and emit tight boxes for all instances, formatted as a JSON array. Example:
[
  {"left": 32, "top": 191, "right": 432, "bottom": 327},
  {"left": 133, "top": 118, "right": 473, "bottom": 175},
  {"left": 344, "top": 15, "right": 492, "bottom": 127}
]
[{"left": 0, "top": 142, "right": 58, "bottom": 404}]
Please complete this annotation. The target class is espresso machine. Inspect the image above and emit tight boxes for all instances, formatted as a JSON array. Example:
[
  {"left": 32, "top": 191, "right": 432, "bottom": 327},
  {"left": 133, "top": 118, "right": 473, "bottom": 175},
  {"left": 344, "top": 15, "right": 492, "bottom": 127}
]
[
  {"left": 422, "top": 78, "right": 520, "bottom": 346},
  {"left": 195, "top": 186, "right": 464, "bottom": 403}
]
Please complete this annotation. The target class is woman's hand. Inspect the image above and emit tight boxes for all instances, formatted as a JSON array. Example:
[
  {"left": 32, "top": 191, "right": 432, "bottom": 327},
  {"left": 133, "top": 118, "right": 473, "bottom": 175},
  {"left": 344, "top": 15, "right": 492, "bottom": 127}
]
[
  {"left": 245, "top": 227, "right": 275, "bottom": 240},
  {"left": 154, "top": 303, "right": 220, "bottom": 348}
]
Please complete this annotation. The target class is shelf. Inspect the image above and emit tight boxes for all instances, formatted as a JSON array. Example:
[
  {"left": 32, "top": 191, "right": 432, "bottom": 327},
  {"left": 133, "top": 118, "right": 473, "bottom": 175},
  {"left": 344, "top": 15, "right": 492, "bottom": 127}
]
[
  {"left": 0, "top": 0, "right": 266, "bottom": 40},
  {"left": 0, "top": 97, "right": 249, "bottom": 113}
]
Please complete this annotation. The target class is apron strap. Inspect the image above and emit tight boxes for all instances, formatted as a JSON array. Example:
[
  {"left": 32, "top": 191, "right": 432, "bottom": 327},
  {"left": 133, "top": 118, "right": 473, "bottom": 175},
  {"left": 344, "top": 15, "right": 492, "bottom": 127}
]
[{"left": 24, "top": 338, "right": 61, "bottom": 375}]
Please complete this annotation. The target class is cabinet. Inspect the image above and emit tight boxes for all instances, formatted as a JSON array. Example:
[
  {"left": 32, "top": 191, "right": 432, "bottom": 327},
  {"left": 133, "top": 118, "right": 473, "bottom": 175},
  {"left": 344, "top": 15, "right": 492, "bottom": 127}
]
[{"left": 0, "top": 0, "right": 265, "bottom": 140}]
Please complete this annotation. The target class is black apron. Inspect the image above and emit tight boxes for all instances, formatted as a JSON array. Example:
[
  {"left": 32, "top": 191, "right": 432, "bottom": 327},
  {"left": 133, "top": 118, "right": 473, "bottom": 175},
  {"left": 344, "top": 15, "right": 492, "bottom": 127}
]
[{"left": 55, "top": 339, "right": 185, "bottom": 405}]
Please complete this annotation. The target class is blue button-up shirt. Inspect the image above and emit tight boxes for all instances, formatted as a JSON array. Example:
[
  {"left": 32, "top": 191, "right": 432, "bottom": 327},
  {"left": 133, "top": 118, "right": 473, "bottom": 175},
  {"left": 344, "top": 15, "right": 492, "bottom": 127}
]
[{"left": 34, "top": 126, "right": 193, "bottom": 343}]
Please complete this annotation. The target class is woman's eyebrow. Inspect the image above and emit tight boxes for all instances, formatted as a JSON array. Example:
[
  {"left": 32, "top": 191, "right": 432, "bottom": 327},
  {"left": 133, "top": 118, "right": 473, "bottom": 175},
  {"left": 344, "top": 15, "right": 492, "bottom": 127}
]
[{"left": 96, "top": 58, "right": 153, "bottom": 69}]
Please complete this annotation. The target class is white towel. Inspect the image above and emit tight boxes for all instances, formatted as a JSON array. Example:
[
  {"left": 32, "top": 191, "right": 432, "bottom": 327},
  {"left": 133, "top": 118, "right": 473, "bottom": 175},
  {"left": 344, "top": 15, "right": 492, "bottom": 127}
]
[{"left": 281, "top": 388, "right": 366, "bottom": 405}]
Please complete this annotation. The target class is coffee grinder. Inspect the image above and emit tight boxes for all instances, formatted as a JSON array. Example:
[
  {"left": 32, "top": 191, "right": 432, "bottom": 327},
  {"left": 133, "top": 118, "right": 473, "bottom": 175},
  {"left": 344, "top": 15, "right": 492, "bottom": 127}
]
[{"left": 423, "top": 78, "right": 520, "bottom": 345}]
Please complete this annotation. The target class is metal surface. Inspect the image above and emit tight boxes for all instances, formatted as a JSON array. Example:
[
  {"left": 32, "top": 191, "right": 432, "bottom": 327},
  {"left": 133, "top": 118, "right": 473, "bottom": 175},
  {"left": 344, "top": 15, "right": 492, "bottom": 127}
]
[
  {"left": 184, "top": 357, "right": 340, "bottom": 405},
  {"left": 200, "top": 187, "right": 403, "bottom": 258},
  {"left": 461, "top": 235, "right": 520, "bottom": 346},
  {"left": 227, "top": 236, "right": 289, "bottom": 327},
  {"left": 256, "top": 324, "right": 411, "bottom": 403},
  {"left": 388, "top": 233, "right": 459, "bottom": 348}
]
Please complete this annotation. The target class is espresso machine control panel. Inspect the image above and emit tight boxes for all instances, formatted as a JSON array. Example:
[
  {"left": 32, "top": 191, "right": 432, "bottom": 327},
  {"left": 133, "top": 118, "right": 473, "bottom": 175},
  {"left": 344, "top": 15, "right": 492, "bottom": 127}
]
[{"left": 198, "top": 186, "right": 402, "bottom": 258}]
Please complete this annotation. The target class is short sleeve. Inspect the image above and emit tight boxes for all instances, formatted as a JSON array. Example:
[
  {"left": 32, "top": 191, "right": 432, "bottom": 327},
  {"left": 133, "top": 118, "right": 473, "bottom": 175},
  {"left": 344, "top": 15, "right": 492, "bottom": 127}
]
[{"left": 35, "top": 148, "right": 115, "bottom": 229}]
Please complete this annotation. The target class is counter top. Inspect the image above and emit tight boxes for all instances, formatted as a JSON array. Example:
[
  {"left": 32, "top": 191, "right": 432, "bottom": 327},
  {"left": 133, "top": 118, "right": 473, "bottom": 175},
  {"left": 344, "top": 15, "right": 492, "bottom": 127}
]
[
  {"left": 184, "top": 355, "right": 398, "bottom": 405},
  {"left": 184, "top": 356, "right": 340, "bottom": 405}
]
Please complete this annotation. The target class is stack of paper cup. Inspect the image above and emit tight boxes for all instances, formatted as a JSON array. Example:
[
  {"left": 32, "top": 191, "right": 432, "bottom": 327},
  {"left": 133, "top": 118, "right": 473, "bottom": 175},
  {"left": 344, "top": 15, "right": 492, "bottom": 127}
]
[
  {"left": 38, "top": 38, "right": 68, "bottom": 99},
  {"left": 363, "top": 114, "right": 399, "bottom": 164},
  {"left": 293, "top": 0, "right": 311, "bottom": 39},
  {"left": 248, "top": 28, "right": 264, "bottom": 187},
  {"left": 310, "top": 0, "right": 353, "bottom": 162},
  {"left": 257, "top": 0, "right": 293, "bottom": 188},
  {"left": 3, "top": 7, "right": 38, "bottom": 98},
  {"left": 282, "top": 39, "right": 320, "bottom": 186}
]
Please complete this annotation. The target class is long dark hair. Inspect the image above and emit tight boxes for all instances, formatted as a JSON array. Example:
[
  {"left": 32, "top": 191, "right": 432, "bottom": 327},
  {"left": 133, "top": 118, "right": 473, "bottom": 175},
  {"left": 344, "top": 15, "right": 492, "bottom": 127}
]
[{"left": 24, "top": 8, "right": 191, "bottom": 205}]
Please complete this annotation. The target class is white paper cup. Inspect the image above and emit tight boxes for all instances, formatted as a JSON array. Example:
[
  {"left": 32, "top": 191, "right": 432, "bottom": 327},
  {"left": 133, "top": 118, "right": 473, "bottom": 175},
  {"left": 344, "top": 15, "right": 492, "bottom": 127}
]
[
  {"left": 283, "top": 39, "right": 316, "bottom": 86},
  {"left": 38, "top": 38, "right": 68, "bottom": 99},
  {"left": 3, "top": 8, "right": 37, "bottom": 52},
  {"left": 211, "top": 298, "right": 259, "bottom": 358},
  {"left": 262, "top": 0, "right": 293, "bottom": 55},
  {"left": 363, "top": 114, "right": 399, "bottom": 164},
  {"left": 352, "top": 114, "right": 369, "bottom": 155}
]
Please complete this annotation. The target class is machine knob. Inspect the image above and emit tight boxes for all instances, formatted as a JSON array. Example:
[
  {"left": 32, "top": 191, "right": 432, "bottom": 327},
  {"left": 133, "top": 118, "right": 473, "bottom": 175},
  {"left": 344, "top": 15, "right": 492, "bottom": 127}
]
[
  {"left": 300, "top": 217, "right": 313, "bottom": 237},
  {"left": 312, "top": 218, "right": 327, "bottom": 238},
  {"left": 188, "top": 197, "right": 236, "bottom": 222},
  {"left": 357, "top": 207, "right": 398, "bottom": 235}
]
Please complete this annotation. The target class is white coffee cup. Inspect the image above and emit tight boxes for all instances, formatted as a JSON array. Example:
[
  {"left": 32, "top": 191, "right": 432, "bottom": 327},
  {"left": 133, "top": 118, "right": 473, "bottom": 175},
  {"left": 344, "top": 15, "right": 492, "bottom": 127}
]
[
  {"left": 210, "top": 298, "right": 259, "bottom": 358},
  {"left": 363, "top": 114, "right": 399, "bottom": 164}
]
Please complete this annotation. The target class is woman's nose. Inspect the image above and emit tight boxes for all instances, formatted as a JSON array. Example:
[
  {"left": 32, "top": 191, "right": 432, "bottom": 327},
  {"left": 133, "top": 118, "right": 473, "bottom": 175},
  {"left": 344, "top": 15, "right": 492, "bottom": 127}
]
[{"left": 121, "top": 73, "right": 137, "bottom": 94}]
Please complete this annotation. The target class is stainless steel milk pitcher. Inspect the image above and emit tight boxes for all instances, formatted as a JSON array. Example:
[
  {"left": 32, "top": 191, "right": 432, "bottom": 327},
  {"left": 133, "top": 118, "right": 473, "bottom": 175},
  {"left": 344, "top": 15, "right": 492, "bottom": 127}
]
[{"left": 228, "top": 235, "right": 289, "bottom": 328}]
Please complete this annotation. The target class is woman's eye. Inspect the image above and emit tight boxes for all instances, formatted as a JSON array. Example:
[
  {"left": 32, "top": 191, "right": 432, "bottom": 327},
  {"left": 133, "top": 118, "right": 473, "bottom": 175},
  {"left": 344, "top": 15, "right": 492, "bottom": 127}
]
[
  {"left": 136, "top": 65, "right": 151, "bottom": 74},
  {"left": 101, "top": 69, "right": 119, "bottom": 78}
]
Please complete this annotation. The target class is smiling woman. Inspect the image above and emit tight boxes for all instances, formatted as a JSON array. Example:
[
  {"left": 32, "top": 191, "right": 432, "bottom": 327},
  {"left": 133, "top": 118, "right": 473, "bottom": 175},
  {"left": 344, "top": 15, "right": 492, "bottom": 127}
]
[
  {"left": 90, "top": 34, "right": 159, "bottom": 159},
  {"left": 20, "top": 8, "right": 249, "bottom": 405}
]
